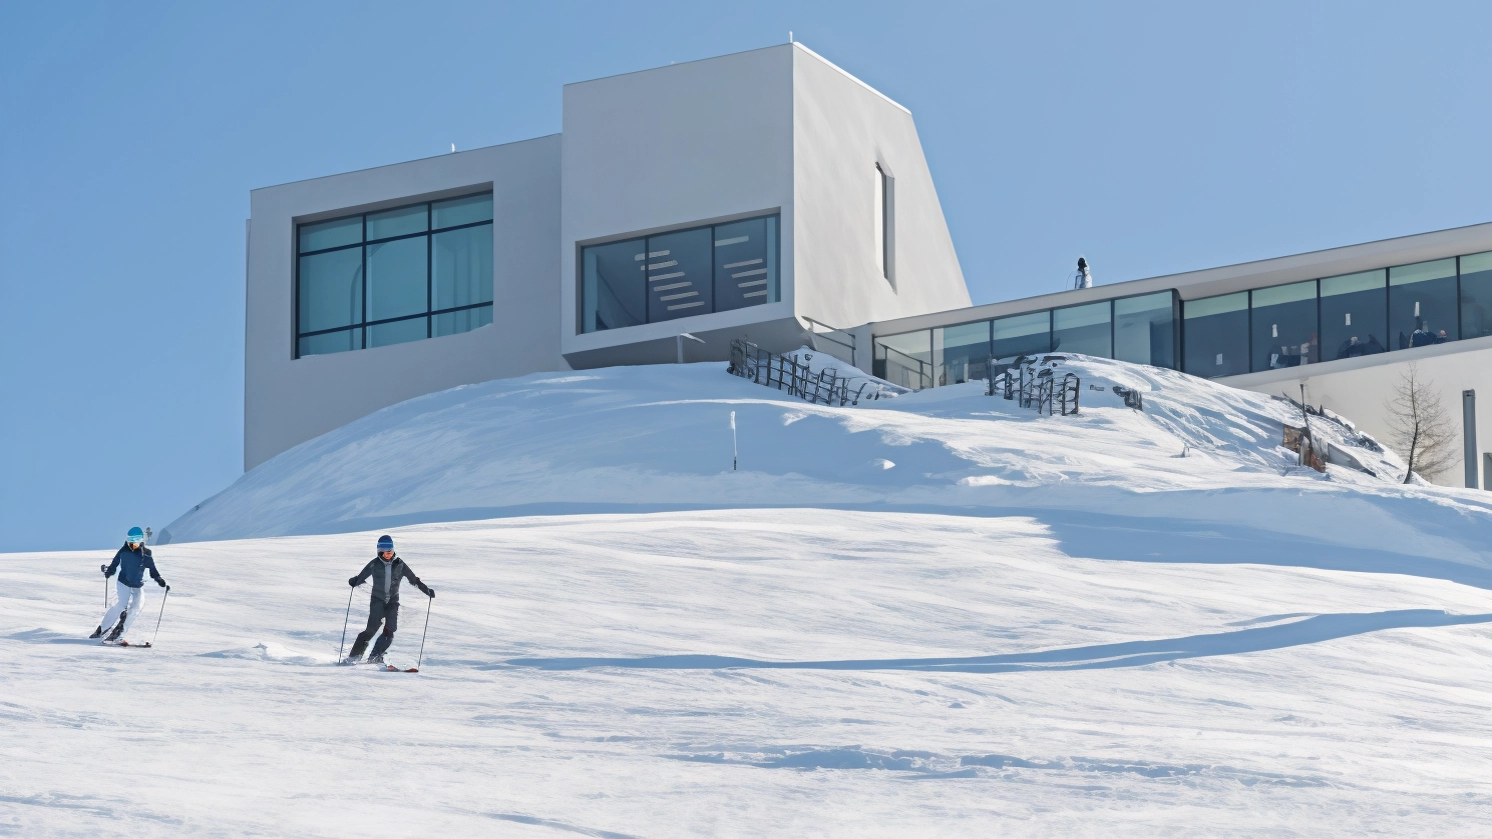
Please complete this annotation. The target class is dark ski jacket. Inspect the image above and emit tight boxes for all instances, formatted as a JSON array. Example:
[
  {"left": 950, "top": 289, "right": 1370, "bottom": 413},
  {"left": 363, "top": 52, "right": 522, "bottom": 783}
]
[
  {"left": 105, "top": 544, "right": 163, "bottom": 589},
  {"left": 352, "top": 555, "right": 429, "bottom": 603}
]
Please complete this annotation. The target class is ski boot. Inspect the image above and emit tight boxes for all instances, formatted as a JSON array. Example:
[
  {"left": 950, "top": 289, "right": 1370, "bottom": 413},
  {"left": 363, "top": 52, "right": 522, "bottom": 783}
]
[
  {"left": 367, "top": 653, "right": 385, "bottom": 665},
  {"left": 104, "top": 612, "right": 127, "bottom": 643},
  {"left": 89, "top": 625, "right": 104, "bottom": 639}
]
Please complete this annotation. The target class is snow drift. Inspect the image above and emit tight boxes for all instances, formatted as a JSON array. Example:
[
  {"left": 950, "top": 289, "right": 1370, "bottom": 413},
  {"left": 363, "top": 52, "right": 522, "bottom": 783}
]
[{"left": 162, "top": 356, "right": 1492, "bottom": 573}]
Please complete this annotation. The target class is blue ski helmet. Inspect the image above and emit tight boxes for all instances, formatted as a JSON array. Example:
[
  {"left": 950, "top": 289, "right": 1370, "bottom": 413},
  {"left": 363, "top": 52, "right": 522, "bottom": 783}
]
[
  {"left": 127, "top": 526, "right": 145, "bottom": 544},
  {"left": 377, "top": 535, "right": 394, "bottom": 552}
]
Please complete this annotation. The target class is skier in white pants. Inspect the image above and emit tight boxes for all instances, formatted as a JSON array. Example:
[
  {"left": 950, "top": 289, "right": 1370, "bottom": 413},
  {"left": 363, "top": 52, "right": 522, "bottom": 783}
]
[{"left": 91, "top": 526, "right": 168, "bottom": 643}]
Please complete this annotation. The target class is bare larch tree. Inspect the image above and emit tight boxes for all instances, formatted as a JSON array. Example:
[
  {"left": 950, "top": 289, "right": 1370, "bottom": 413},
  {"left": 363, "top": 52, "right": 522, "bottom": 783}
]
[{"left": 1383, "top": 363, "right": 1456, "bottom": 483}]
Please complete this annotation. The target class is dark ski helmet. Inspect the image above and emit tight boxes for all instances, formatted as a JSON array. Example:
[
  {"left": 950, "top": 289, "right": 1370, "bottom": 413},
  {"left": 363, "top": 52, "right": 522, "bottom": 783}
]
[{"left": 377, "top": 535, "right": 394, "bottom": 552}]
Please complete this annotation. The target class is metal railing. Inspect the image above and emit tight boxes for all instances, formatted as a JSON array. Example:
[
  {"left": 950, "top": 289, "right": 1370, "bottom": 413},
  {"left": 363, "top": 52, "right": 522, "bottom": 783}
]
[
  {"left": 728, "top": 339, "right": 883, "bottom": 406},
  {"left": 987, "top": 355, "right": 1080, "bottom": 416}
]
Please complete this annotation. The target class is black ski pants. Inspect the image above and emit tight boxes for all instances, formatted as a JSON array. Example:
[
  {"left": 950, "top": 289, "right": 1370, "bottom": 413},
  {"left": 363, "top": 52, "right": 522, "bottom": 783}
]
[{"left": 350, "top": 597, "right": 399, "bottom": 658}]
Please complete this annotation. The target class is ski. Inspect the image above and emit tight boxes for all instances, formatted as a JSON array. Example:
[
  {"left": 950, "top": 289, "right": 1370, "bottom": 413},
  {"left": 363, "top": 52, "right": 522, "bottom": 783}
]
[
  {"left": 101, "top": 640, "right": 152, "bottom": 648},
  {"left": 339, "top": 659, "right": 417, "bottom": 672}
]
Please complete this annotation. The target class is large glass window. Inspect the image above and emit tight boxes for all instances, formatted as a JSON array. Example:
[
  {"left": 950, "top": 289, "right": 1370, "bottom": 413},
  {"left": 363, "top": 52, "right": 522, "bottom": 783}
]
[
  {"left": 1250, "top": 280, "right": 1318, "bottom": 371},
  {"left": 579, "top": 214, "right": 779, "bottom": 333},
  {"left": 1183, "top": 292, "right": 1248, "bottom": 378},
  {"left": 1114, "top": 291, "right": 1176, "bottom": 368},
  {"left": 934, "top": 321, "right": 991, "bottom": 386},
  {"left": 294, "top": 192, "right": 493, "bottom": 358},
  {"left": 1389, "top": 258, "right": 1457, "bottom": 348},
  {"left": 873, "top": 330, "right": 932, "bottom": 390},
  {"left": 991, "top": 310, "right": 1052, "bottom": 361},
  {"left": 1319, "top": 269, "right": 1386, "bottom": 360},
  {"left": 1052, "top": 301, "right": 1112, "bottom": 357},
  {"left": 1462, "top": 252, "right": 1492, "bottom": 340}
]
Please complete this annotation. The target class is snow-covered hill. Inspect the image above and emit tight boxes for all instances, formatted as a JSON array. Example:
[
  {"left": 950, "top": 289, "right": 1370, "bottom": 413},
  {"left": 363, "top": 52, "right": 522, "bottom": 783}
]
[
  {"left": 161, "top": 356, "right": 1491, "bottom": 579},
  {"left": 7, "top": 357, "right": 1492, "bottom": 836}
]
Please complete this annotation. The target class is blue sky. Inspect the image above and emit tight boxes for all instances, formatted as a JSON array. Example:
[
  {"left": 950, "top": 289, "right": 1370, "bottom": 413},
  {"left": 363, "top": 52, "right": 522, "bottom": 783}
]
[{"left": 4, "top": 1, "right": 1492, "bottom": 552}]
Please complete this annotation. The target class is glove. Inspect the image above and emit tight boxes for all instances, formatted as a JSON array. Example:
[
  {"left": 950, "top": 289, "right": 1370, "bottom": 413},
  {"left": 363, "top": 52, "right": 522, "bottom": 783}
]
[
  {"left": 156, "top": 577, "right": 167, "bottom": 588},
  {"left": 348, "top": 576, "right": 359, "bottom": 587},
  {"left": 423, "top": 586, "right": 435, "bottom": 598},
  {"left": 101, "top": 564, "right": 110, "bottom": 576}
]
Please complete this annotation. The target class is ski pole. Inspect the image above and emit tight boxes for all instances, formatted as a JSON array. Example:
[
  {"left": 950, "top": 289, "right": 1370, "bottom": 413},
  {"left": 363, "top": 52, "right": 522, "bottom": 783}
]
[
  {"left": 151, "top": 586, "right": 170, "bottom": 645},
  {"left": 337, "top": 584, "right": 356, "bottom": 662},
  {"left": 416, "top": 595, "right": 432, "bottom": 670}
]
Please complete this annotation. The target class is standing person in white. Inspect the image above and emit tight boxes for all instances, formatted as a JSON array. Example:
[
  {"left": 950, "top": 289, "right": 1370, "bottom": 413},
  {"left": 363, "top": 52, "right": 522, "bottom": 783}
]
[{"left": 91, "top": 526, "right": 168, "bottom": 643}]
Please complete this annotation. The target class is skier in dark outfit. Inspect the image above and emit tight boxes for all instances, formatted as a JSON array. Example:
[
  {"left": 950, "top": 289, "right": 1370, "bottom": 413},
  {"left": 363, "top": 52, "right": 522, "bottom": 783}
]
[
  {"left": 91, "top": 526, "right": 168, "bottom": 642},
  {"left": 345, "top": 535, "right": 433, "bottom": 664}
]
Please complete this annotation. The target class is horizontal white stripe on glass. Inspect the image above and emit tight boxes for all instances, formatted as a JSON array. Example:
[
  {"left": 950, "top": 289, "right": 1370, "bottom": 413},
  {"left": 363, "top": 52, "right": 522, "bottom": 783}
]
[
  {"left": 647, "top": 260, "right": 678, "bottom": 270},
  {"left": 667, "top": 301, "right": 706, "bottom": 310},
  {"left": 649, "top": 272, "right": 685, "bottom": 281},
  {"left": 737, "top": 279, "right": 768, "bottom": 288},
  {"left": 660, "top": 291, "right": 699, "bottom": 301},
  {"left": 653, "top": 282, "right": 691, "bottom": 291},
  {"left": 731, "top": 268, "right": 768, "bottom": 278},
  {"left": 648, "top": 250, "right": 670, "bottom": 258},
  {"left": 715, "top": 236, "right": 749, "bottom": 247},
  {"left": 723, "top": 258, "right": 763, "bottom": 269},
  {"left": 742, "top": 290, "right": 768, "bottom": 298}
]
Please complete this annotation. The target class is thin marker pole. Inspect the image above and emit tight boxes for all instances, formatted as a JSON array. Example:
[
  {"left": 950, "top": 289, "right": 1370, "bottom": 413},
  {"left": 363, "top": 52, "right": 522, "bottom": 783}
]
[{"left": 730, "top": 411, "right": 737, "bottom": 471}]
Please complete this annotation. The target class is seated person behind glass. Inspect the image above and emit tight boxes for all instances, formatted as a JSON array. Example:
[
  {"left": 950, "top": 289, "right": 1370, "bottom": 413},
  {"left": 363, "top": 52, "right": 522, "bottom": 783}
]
[
  {"left": 1337, "top": 336, "right": 1366, "bottom": 359},
  {"left": 1410, "top": 323, "right": 1436, "bottom": 348}
]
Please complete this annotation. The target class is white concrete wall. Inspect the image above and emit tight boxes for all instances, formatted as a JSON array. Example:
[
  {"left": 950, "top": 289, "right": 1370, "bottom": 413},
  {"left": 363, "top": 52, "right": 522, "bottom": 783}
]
[
  {"left": 559, "top": 46, "right": 797, "bottom": 364},
  {"left": 245, "top": 136, "right": 564, "bottom": 470},
  {"left": 791, "top": 45, "right": 970, "bottom": 330},
  {"left": 1226, "top": 337, "right": 1492, "bottom": 487}
]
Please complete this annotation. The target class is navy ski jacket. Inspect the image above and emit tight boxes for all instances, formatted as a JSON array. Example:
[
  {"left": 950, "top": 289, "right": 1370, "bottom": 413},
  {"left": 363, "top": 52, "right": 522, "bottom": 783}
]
[
  {"left": 105, "top": 544, "right": 163, "bottom": 589},
  {"left": 351, "top": 555, "right": 429, "bottom": 603}
]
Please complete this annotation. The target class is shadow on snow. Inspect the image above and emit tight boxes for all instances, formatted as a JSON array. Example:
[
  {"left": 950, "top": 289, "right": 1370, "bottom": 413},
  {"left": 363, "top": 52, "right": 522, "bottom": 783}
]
[{"left": 507, "top": 609, "right": 1492, "bottom": 674}]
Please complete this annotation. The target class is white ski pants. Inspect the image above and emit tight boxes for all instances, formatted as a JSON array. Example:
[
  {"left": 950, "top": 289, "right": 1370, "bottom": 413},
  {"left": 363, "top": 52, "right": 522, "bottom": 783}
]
[{"left": 101, "top": 580, "right": 144, "bottom": 637}]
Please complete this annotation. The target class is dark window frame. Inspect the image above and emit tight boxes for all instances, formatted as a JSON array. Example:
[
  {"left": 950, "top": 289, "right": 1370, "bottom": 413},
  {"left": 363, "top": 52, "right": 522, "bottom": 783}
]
[
  {"left": 293, "top": 192, "right": 494, "bottom": 359},
  {"left": 576, "top": 212, "right": 781, "bottom": 335}
]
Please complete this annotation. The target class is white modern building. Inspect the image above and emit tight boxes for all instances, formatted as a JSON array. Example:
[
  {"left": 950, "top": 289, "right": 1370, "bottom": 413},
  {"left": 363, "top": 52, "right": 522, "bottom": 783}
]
[{"left": 244, "top": 43, "right": 1492, "bottom": 489}]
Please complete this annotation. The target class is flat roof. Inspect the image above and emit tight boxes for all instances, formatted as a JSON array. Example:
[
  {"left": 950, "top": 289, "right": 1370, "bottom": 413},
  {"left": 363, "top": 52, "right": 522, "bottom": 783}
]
[{"left": 871, "top": 218, "right": 1492, "bottom": 336}]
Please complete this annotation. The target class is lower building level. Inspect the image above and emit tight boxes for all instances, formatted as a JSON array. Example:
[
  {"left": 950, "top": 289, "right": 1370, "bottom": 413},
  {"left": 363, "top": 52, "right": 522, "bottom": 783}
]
[{"left": 857, "top": 220, "right": 1492, "bottom": 489}]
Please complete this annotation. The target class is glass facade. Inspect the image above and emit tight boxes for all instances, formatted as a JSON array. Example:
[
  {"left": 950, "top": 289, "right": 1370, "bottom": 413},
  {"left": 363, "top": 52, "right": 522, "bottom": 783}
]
[
  {"left": 1390, "top": 259, "right": 1457, "bottom": 348},
  {"left": 295, "top": 192, "right": 493, "bottom": 358},
  {"left": 1461, "top": 252, "right": 1492, "bottom": 340},
  {"left": 874, "top": 330, "right": 932, "bottom": 390},
  {"left": 1113, "top": 291, "right": 1176, "bottom": 368},
  {"left": 874, "top": 291, "right": 1177, "bottom": 390},
  {"left": 1320, "top": 269, "right": 1386, "bottom": 360},
  {"left": 1052, "top": 301, "right": 1111, "bottom": 357},
  {"left": 1250, "top": 280, "right": 1318, "bottom": 371},
  {"left": 579, "top": 214, "right": 779, "bottom": 333},
  {"left": 1183, "top": 293, "right": 1249, "bottom": 378},
  {"left": 934, "top": 321, "right": 991, "bottom": 386}
]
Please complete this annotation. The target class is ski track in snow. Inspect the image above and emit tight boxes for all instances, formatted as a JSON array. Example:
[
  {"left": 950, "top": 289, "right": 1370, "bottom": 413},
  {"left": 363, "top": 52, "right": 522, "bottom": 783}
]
[
  {"left": 5, "top": 509, "right": 1492, "bottom": 836},
  {"left": 5, "top": 357, "right": 1492, "bottom": 835}
]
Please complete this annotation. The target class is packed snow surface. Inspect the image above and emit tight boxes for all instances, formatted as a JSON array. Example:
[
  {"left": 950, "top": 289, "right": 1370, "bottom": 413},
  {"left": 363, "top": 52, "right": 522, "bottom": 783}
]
[{"left": 6, "top": 356, "right": 1492, "bottom": 835}]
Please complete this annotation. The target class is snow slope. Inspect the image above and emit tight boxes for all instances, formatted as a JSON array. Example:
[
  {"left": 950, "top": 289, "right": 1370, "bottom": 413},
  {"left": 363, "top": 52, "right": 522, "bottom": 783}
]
[
  {"left": 160, "top": 356, "right": 1492, "bottom": 580},
  {"left": 6, "top": 357, "right": 1492, "bottom": 835},
  {"left": 5, "top": 511, "right": 1492, "bottom": 836}
]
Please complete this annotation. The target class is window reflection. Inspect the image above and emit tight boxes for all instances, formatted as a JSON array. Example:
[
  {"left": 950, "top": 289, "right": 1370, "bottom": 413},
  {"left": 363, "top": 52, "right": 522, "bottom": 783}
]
[
  {"left": 935, "top": 321, "right": 991, "bottom": 385},
  {"left": 1320, "top": 270, "right": 1386, "bottom": 361},
  {"left": 1390, "top": 259, "right": 1457, "bottom": 348},
  {"left": 874, "top": 330, "right": 932, "bottom": 389},
  {"left": 580, "top": 214, "right": 780, "bottom": 333},
  {"left": 1461, "top": 252, "right": 1492, "bottom": 340},
  {"left": 1114, "top": 292, "right": 1175, "bottom": 368},
  {"left": 991, "top": 311, "right": 1051, "bottom": 361},
  {"left": 1183, "top": 293, "right": 1248, "bottom": 378},
  {"left": 295, "top": 192, "right": 493, "bottom": 358},
  {"left": 1250, "top": 281, "right": 1318, "bottom": 372},
  {"left": 1052, "top": 301, "right": 1111, "bottom": 357}
]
